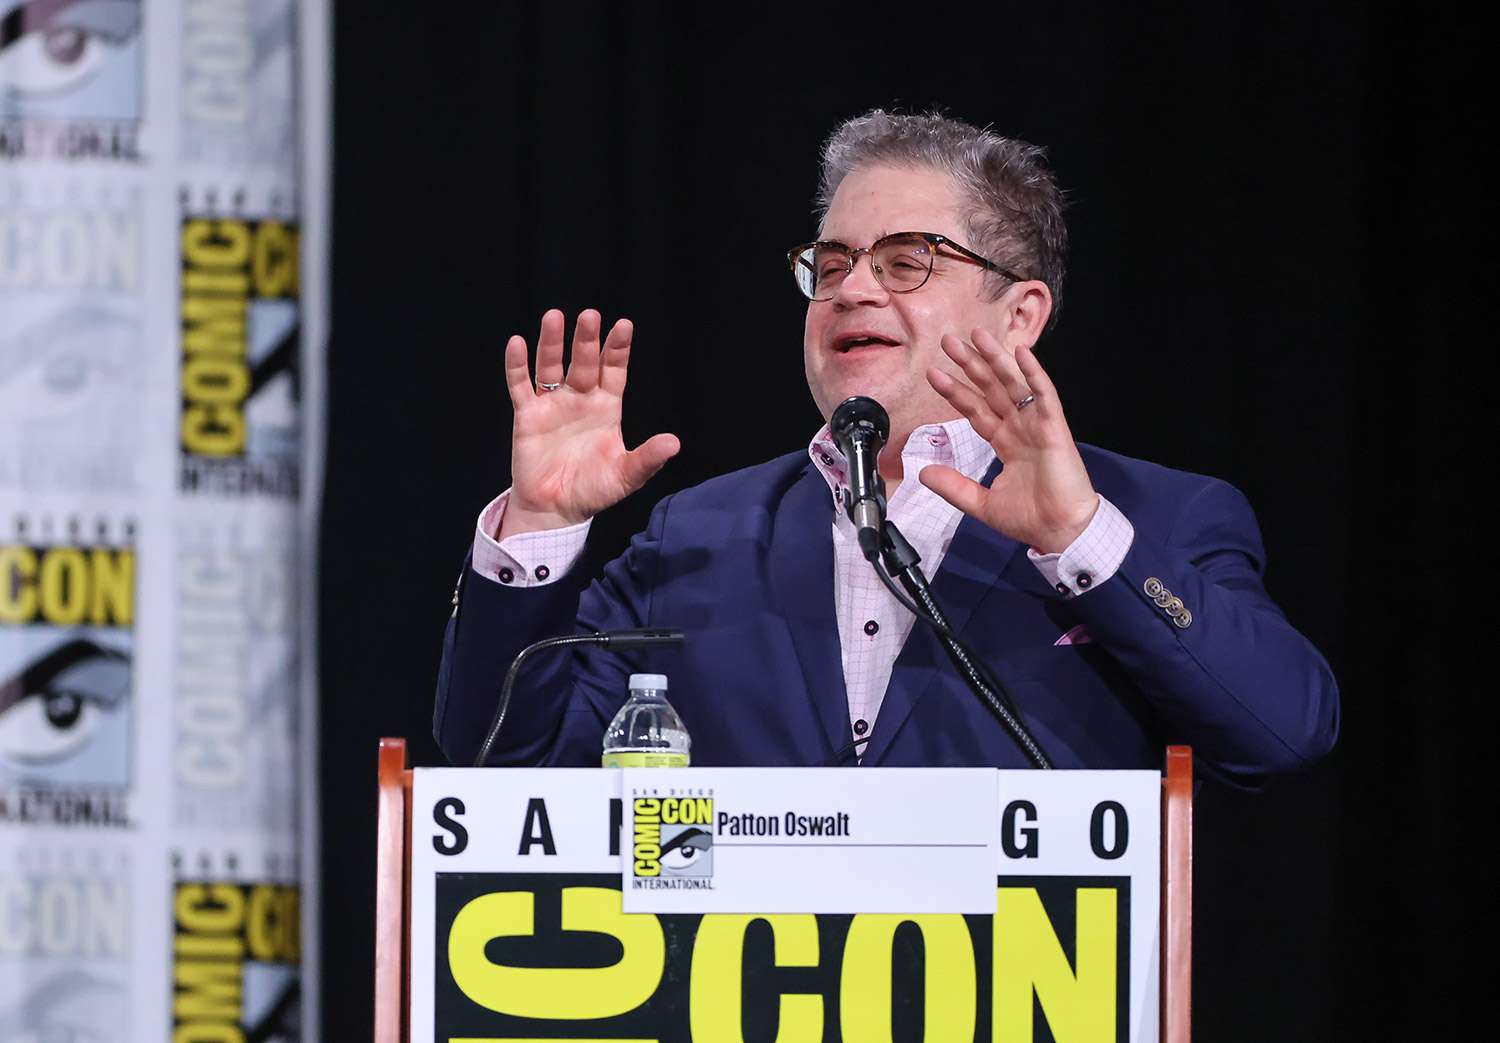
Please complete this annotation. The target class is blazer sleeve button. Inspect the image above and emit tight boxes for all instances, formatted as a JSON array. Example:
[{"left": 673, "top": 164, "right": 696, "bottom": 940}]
[{"left": 1144, "top": 577, "right": 1164, "bottom": 598}]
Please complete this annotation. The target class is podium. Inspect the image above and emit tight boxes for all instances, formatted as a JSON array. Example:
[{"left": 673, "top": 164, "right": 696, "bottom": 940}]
[{"left": 374, "top": 739, "right": 1192, "bottom": 1042}]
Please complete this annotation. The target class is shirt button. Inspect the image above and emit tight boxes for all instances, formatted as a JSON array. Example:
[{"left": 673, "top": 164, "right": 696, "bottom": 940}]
[
  {"left": 820, "top": 452, "right": 835, "bottom": 465},
  {"left": 863, "top": 619, "right": 879, "bottom": 636},
  {"left": 1055, "top": 582, "right": 1070, "bottom": 596},
  {"left": 498, "top": 567, "right": 514, "bottom": 584},
  {"left": 853, "top": 719, "right": 869, "bottom": 735},
  {"left": 1076, "top": 571, "right": 1093, "bottom": 590},
  {"left": 535, "top": 565, "right": 550, "bottom": 581}
]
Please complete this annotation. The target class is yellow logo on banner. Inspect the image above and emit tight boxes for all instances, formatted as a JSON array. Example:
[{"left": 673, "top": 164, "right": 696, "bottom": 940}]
[{"left": 0, "top": 546, "right": 134, "bottom": 627}]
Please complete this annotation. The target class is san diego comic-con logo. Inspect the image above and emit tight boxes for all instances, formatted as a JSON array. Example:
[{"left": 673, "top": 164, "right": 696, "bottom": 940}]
[
  {"left": 172, "top": 855, "right": 301, "bottom": 1043},
  {"left": 178, "top": 191, "right": 301, "bottom": 499},
  {"left": 0, "top": 847, "right": 130, "bottom": 1042},
  {"left": 0, "top": 0, "right": 143, "bottom": 161},
  {"left": 0, "top": 518, "right": 134, "bottom": 826},
  {"left": 0, "top": 181, "right": 146, "bottom": 494},
  {"left": 631, "top": 793, "right": 714, "bottom": 886}
]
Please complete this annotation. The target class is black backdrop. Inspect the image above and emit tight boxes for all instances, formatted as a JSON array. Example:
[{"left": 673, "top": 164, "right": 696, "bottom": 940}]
[{"left": 322, "top": 4, "right": 1480, "bottom": 1040}]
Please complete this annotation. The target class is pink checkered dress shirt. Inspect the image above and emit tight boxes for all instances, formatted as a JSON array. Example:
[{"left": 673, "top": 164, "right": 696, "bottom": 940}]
[{"left": 472, "top": 419, "right": 1134, "bottom": 742}]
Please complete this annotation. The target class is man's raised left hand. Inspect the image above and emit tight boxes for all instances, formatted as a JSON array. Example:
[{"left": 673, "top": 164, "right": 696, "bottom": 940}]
[{"left": 919, "top": 328, "right": 1098, "bottom": 555}]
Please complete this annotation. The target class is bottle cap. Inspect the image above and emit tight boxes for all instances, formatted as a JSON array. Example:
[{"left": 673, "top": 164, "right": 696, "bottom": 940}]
[{"left": 628, "top": 673, "right": 668, "bottom": 691}]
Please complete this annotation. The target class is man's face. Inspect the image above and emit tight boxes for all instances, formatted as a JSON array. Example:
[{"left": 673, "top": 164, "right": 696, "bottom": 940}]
[{"left": 803, "top": 163, "right": 1007, "bottom": 440}]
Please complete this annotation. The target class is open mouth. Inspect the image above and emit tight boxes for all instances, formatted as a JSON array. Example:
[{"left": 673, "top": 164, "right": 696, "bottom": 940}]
[{"left": 833, "top": 334, "right": 900, "bottom": 353}]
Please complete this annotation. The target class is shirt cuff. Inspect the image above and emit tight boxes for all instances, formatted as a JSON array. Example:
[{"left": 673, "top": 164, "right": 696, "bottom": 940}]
[
  {"left": 472, "top": 490, "right": 590, "bottom": 587},
  {"left": 1027, "top": 494, "right": 1134, "bottom": 598}
]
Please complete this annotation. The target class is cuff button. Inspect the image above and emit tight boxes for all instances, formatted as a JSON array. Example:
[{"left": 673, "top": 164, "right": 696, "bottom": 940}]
[
  {"left": 535, "top": 565, "right": 551, "bottom": 581},
  {"left": 1055, "top": 582, "right": 1070, "bottom": 596},
  {"left": 1173, "top": 610, "right": 1193, "bottom": 629},
  {"left": 1144, "top": 577, "right": 1164, "bottom": 598},
  {"left": 1076, "top": 571, "right": 1093, "bottom": 590},
  {"left": 498, "top": 567, "right": 514, "bottom": 584}
]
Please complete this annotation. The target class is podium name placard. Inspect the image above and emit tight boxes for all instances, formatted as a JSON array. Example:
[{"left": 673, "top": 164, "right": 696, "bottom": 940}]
[{"left": 407, "top": 766, "right": 1161, "bottom": 1043}]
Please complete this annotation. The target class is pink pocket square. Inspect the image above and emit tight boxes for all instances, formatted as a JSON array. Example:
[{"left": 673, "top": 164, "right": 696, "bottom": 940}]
[{"left": 1054, "top": 624, "right": 1093, "bottom": 646}]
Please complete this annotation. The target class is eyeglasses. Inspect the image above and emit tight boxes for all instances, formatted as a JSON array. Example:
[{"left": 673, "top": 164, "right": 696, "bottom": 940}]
[{"left": 787, "top": 231, "right": 1023, "bottom": 302}]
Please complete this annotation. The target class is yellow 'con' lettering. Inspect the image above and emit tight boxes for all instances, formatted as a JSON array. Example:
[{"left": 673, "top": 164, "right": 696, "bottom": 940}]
[
  {"left": 840, "top": 914, "right": 976, "bottom": 1042},
  {"left": 689, "top": 914, "right": 821, "bottom": 1042},
  {"left": 661, "top": 798, "right": 713, "bottom": 825},
  {"left": 994, "top": 887, "right": 1117, "bottom": 1042},
  {"left": 448, "top": 887, "right": 663, "bottom": 1020},
  {"left": 0, "top": 546, "right": 133, "bottom": 626},
  {"left": 247, "top": 885, "right": 299, "bottom": 962}
]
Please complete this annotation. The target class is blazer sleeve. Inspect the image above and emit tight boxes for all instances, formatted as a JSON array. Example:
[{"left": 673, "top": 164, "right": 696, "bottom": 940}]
[
  {"left": 433, "top": 493, "right": 674, "bottom": 768},
  {"left": 1066, "top": 477, "right": 1339, "bottom": 787}
]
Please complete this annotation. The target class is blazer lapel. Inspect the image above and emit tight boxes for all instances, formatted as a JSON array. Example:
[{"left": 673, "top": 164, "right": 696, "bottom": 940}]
[
  {"left": 768, "top": 463, "right": 854, "bottom": 763},
  {"left": 861, "top": 459, "right": 1053, "bottom": 765}
]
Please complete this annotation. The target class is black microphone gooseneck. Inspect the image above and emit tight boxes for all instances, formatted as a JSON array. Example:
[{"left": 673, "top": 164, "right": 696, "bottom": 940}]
[
  {"left": 472, "top": 628, "right": 685, "bottom": 767},
  {"left": 830, "top": 396, "right": 1052, "bottom": 769},
  {"left": 830, "top": 396, "right": 890, "bottom": 562},
  {"left": 879, "top": 522, "right": 1052, "bottom": 769}
]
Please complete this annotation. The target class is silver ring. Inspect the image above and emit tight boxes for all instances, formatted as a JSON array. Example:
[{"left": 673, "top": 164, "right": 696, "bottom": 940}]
[
  {"left": 1014, "top": 393, "right": 1037, "bottom": 411},
  {"left": 538, "top": 381, "right": 562, "bottom": 392}
]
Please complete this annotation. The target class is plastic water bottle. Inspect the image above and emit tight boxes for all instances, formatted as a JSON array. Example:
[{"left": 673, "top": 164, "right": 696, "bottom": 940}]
[{"left": 602, "top": 673, "right": 691, "bottom": 768}]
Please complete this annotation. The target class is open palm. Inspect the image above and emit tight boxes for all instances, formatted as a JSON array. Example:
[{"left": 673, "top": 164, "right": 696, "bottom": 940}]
[{"left": 502, "top": 309, "right": 679, "bottom": 535}]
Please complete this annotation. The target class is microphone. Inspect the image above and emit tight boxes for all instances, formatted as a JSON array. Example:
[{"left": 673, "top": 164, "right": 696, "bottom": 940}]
[
  {"left": 830, "top": 396, "right": 890, "bottom": 562},
  {"left": 472, "top": 628, "right": 686, "bottom": 767}
]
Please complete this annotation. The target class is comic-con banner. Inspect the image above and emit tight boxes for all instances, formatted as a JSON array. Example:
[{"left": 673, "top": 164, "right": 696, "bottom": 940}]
[
  {"left": 410, "top": 768, "right": 1162, "bottom": 1043},
  {"left": 1, "top": 1, "right": 323, "bottom": 1040}
]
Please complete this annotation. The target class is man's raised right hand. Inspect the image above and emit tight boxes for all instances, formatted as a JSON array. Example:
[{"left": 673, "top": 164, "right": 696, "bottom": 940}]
[{"left": 498, "top": 308, "right": 680, "bottom": 539}]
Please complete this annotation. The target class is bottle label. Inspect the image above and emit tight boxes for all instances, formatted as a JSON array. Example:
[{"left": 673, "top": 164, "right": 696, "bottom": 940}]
[{"left": 601, "top": 751, "right": 690, "bottom": 769}]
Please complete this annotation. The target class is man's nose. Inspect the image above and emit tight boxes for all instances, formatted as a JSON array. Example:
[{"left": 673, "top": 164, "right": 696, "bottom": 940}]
[{"left": 833, "top": 253, "right": 888, "bottom": 305}]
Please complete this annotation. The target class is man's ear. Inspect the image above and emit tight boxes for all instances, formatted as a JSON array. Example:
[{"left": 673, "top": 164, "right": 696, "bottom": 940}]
[{"left": 1001, "top": 281, "right": 1053, "bottom": 352}]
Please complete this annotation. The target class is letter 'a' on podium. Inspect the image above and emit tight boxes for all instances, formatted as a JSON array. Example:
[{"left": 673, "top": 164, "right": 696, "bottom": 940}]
[{"left": 373, "top": 738, "right": 1194, "bottom": 1043}]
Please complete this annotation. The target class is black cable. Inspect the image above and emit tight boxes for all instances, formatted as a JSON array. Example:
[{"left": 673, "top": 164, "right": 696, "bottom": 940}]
[
  {"left": 877, "top": 522, "right": 1053, "bottom": 770},
  {"left": 471, "top": 628, "right": 684, "bottom": 768}
]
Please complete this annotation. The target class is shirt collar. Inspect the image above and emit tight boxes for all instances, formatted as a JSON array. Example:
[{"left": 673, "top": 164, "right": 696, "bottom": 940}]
[{"left": 807, "top": 416, "right": 995, "bottom": 498}]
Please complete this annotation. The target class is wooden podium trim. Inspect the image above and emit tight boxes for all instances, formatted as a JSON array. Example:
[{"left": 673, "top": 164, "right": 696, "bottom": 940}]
[
  {"left": 1162, "top": 744, "right": 1193, "bottom": 1043},
  {"left": 374, "top": 737, "right": 413, "bottom": 1043}
]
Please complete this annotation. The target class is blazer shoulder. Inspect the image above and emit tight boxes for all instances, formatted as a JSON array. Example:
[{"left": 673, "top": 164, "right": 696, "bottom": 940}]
[
  {"left": 667, "top": 449, "right": 812, "bottom": 510},
  {"left": 1077, "top": 442, "right": 1255, "bottom": 536}
]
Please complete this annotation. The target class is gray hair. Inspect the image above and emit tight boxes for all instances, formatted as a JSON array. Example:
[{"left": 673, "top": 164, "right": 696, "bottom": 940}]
[{"left": 816, "top": 109, "right": 1068, "bottom": 327}]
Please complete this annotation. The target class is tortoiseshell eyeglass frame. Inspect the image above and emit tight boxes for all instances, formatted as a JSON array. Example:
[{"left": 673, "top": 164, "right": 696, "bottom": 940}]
[{"left": 786, "top": 231, "right": 1024, "bottom": 301}]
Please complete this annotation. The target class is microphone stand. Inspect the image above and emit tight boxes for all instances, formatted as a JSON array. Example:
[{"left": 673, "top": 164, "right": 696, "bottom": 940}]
[
  {"left": 472, "top": 628, "right": 685, "bottom": 767},
  {"left": 878, "top": 521, "right": 1053, "bottom": 770}
]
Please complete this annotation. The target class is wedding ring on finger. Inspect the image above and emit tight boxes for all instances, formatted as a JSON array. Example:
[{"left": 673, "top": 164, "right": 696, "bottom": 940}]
[
  {"left": 538, "top": 381, "right": 563, "bottom": 392},
  {"left": 1014, "top": 393, "right": 1037, "bottom": 411}
]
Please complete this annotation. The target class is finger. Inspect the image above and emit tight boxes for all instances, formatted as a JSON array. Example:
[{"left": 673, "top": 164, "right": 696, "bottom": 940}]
[
  {"left": 1013, "top": 343, "right": 1060, "bottom": 417},
  {"left": 566, "top": 309, "right": 603, "bottom": 392},
  {"left": 939, "top": 333, "right": 1007, "bottom": 401},
  {"left": 503, "top": 334, "right": 533, "bottom": 406},
  {"left": 598, "top": 317, "right": 635, "bottom": 396},
  {"left": 918, "top": 464, "right": 989, "bottom": 520},
  {"left": 927, "top": 368, "right": 1004, "bottom": 445},
  {"left": 970, "top": 328, "right": 1033, "bottom": 414},
  {"left": 535, "top": 308, "right": 566, "bottom": 389},
  {"left": 620, "top": 432, "right": 681, "bottom": 491}
]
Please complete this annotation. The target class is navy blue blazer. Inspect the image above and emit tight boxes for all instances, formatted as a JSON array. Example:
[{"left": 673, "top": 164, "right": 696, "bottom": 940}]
[{"left": 434, "top": 444, "right": 1338, "bottom": 787}]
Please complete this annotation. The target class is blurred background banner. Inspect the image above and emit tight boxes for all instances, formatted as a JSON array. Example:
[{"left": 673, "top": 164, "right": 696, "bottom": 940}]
[{"left": 0, "top": 1, "right": 327, "bottom": 1039}]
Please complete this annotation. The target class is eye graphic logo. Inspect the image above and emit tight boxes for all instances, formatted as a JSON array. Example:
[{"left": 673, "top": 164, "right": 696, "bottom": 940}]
[
  {"left": 632, "top": 796, "right": 714, "bottom": 879},
  {"left": 0, "top": 535, "right": 134, "bottom": 790},
  {"left": 0, "top": 0, "right": 143, "bottom": 121}
]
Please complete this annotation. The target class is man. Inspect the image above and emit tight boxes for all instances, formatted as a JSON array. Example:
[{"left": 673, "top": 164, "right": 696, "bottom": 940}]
[{"left": 434, "top": 110, "right": 1338, "bottom": 786}]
